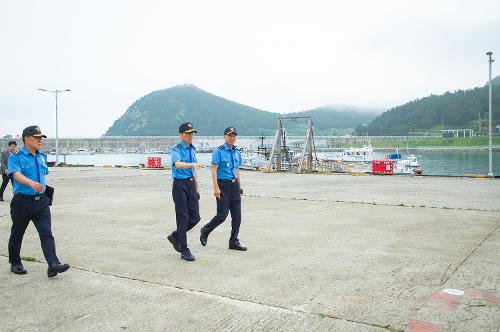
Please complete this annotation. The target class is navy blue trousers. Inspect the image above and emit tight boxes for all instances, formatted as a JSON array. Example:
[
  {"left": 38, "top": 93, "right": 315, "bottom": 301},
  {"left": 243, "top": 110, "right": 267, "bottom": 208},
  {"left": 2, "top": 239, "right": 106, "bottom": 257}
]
[
  {"left": 0, "top": 173, "right": 13, "bottom": 197},
  {"left": 171, "top": 179, "right": 200, "bottom": 251},
  {"left": 203, "top": 180, "right": 241, "bottom": 245},
  {"left": 9, "top": 194, "right": 59, "bottom": 266}
]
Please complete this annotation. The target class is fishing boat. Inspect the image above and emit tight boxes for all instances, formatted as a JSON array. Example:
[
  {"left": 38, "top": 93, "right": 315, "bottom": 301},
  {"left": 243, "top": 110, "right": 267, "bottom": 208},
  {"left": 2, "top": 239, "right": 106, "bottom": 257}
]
[
  {"left": 68, "top": 148, "right": 94, "bottom": 155},
  {"left": 148, "top": 149, "right": 168, "bottom": 154},
  {"left": 385, "top": 153, "right": 423, "bottom": 174},
  {"left": 240, "top": 150, "right": 267, "bottom": 171},
  {"left": 324, "top": 144, "right": 374, "bottom": 162}
]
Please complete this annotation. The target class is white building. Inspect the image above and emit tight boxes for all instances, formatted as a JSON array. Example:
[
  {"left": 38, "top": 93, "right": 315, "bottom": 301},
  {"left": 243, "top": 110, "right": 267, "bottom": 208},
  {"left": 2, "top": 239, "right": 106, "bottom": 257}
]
[{"left": 441, "top": 129, "right": 474, "bottom": 138}]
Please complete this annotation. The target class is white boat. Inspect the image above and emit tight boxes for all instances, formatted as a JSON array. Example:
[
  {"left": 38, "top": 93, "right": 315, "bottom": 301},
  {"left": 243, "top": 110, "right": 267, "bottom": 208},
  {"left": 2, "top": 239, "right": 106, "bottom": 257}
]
[
  {"left": 395, "top": 155, "right": 423, "bottom": 174},
  {"left": 149, "top": 149, "right": 167, "bottom": 154},
  {"left": 199, "top": 146, "right": 214, "bottom": 153},
  {"left": 386, "top": 153, "right": 423, "bottom": 174},
  {"left": 240, "top": 151, "right": 267, "bottom": 171},
  {"left": 342, "top": 145, "right": 373, "bottom": 162},
  {"left": 240, "top": 148, "right": 298, "bottom": 171},
  {"left": 68, "top": 148, "right": 94, "bottom": 155},
  {"left": 325, "top": 144, "right": 373, "bottom": 162}
]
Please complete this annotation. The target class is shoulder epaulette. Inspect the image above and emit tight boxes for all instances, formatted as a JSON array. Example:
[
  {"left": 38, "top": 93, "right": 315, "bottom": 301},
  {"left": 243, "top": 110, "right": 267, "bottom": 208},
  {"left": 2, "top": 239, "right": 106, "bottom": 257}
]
[{"left": 218, "top": 145, "right": 224, "bottom": 150}]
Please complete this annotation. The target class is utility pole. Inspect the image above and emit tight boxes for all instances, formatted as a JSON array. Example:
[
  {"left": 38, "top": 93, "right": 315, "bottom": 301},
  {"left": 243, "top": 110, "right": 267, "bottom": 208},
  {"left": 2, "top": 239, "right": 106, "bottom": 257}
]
[
  {"left": 486, "top": 52, "right": 494, "bottom": 177},
  {"left": 479, "top": 112, "right": 482, "bottom": 135},
  {"left": 38, "top": 88, "right": 71, "bottom": 165}
]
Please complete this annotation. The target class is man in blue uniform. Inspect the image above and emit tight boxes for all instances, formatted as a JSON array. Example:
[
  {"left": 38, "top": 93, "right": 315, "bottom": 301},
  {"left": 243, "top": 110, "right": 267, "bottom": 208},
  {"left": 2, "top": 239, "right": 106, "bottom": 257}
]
[
  {"left": 167, "top": 122, "right": 204, "bottom": 261},
  {"left": 200, "top": 127, "right": 247, "bottom": 251},
  {"left": 7, "top": 126, "right": 70, "bottom": 277}
]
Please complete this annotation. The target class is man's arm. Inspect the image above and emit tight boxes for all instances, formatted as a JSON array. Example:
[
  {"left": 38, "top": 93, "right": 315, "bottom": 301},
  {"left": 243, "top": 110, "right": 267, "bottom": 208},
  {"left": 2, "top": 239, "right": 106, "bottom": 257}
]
[
  {"left": 171, "top": 147, "right": 202, "bottom": 170},
  {"left": 12, "top": 172, "right": 43, "bottom": 193},
  {"left": 237, "top": 169, "right": 243, "bottom": 195},
  {"left": 211, "top": 164, "right": 221, "bottom": 199},
  {"left": 236, "top": 150, "right": 242, "bottom": 194},
  {"left": 193, "top": 163, "right": 200, "bottom": 194},
  {"left": 8, "top": 154, "right": 43, "bottom": 193},
  {"left": 174, "top": 161, "right": 202, "bottom": 169}
]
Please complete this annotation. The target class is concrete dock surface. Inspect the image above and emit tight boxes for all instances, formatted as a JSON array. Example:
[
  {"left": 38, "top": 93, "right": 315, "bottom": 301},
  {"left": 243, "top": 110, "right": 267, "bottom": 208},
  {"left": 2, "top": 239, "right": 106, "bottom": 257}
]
[{"left": 1, "top": 168, "right": 499, "bottom": 331}]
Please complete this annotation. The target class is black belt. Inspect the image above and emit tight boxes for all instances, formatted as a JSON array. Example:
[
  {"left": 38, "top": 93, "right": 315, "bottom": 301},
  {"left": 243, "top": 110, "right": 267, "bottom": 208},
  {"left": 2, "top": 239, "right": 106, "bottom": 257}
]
[
  {"left": 174, "top": 177, "right": 194, "bottom": 182},
  {"left": 14, "top": 193, "right": 45, "bottom": 201},
  {"left": 218, "top": 179, "right": 238, "bottom": 183}
]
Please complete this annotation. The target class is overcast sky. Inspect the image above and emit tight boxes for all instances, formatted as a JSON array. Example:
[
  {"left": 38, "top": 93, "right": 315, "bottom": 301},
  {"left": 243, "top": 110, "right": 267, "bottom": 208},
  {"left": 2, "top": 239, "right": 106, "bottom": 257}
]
[{"left": 1, "top": 0, "right": 499, "bottom": 138}]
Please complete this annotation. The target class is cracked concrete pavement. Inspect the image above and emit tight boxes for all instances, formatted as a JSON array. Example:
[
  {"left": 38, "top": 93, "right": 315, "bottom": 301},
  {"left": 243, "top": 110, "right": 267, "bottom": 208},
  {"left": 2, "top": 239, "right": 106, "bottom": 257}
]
[{"left": 1, "top": 168, "right": 499, "bottom": 331}]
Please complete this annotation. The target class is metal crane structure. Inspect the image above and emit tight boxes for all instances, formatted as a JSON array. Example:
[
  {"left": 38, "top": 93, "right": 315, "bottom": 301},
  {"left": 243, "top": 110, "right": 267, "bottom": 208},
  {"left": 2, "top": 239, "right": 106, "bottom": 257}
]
[{"left": 264, "top": 116, "right": 316, "bottom": 173}]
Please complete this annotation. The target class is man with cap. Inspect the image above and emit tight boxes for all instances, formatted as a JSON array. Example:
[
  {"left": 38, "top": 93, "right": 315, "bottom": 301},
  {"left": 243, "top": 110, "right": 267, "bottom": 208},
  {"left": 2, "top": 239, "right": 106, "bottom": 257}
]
[
  {"left": 200, "top": 127, "right": 247, "bottom": 251},
  {"left": 0, "top": 140, "right": 17, "bottom": 201},
  {"left": 7, "top": 126, "right": 70, "bottom": 277},
  {"left": 167, "top": 122, "right": 204, "bottom": 261}
]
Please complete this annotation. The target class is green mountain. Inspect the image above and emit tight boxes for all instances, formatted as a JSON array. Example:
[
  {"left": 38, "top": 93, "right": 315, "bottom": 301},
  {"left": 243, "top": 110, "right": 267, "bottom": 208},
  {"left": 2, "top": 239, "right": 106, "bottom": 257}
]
[
  {"left": 492, "top": 75, "right": 500, "bottom": 87},
  {"left": 280, "top": 106, "right": 377, "bottom": 136},
  {"left": 356, "top": 76, "right": 500, "bottom": 136},
  {"left": 105, "top": 85, "right": 377, "bottom": 136}
]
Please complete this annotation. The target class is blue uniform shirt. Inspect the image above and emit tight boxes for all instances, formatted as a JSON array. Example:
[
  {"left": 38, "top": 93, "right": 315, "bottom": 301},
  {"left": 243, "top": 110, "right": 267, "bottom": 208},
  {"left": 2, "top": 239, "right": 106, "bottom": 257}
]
[
  {"left": 212, "top": 143, "right": 242, "bottom": 180},
  {"left": 7, "top": 146, "right": 49, "bottom": 195},
  {"left": 170, "top": 141, "right": 197, "bottom": 179}
]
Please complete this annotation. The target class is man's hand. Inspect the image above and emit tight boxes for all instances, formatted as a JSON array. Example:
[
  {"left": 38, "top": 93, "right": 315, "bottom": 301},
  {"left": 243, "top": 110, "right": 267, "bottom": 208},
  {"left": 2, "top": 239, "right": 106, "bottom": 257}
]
[
  {"left": 192, "top": 162, "right": 204, "bottom": 169},
  {"left": 29, "top": 180, "right": 43, "bottom": 193},
  {"left": 214, "top": 187, "right": 221, "bottom": 200},
  {"left": 239, "top": 187, "right": 244, "bottom": 196}
]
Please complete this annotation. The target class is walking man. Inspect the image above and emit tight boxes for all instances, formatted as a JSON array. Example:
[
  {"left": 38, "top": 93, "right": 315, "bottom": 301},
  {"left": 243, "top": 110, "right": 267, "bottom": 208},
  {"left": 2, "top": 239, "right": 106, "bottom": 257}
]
[
  {"left": 167, "top": 122, "right": 204, "bottom": 261},
  {"left": 8, "top": 126, "right": 70, "bottom": 277},
  {"left": 0, "top": 140, "right": 17, "bottom": 201},
  {"left": 200, "top": 127, "right": 247, "bottom": 251}
]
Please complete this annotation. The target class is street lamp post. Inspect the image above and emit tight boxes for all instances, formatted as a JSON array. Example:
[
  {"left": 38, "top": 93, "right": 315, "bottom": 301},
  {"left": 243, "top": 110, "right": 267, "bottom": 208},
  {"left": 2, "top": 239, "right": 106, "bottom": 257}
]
[
  {"left": 37, "top": 89, "right": 71, "bottom": 165},
  {"left": 486, "top": 52, "right": 494, "bottom": 177}
]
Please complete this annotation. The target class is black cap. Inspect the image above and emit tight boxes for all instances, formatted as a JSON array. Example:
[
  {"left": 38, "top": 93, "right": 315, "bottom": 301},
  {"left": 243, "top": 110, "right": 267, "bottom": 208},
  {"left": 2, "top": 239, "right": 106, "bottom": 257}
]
[
  {"left": 224, "top": 127, "right": 237, "bottom": 135},
  {"left": 22, "top": 125, "right": 47, "bottom": 138},
  {"left": 178, "top": 122, "right": 197, "bottom": 133}
]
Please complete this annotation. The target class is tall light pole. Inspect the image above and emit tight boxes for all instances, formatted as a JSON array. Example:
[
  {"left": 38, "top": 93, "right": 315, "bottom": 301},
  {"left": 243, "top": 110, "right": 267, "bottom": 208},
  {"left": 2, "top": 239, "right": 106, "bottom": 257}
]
[
  {"left": 486, "top": 52, "right": 494, "bottom": 177},
  {"left": 38, "top": 89, "right": 71, "bottom": 165}
]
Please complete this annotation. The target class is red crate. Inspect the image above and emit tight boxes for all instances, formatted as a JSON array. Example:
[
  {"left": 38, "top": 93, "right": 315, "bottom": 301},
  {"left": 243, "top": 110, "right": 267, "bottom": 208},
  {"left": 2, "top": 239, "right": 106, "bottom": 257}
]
[
  {"left": 371, "top": 160, "right": 394, "bottom": 175},
  {"left": 147, "top": 157, "right": 162, "bottom": 168}
]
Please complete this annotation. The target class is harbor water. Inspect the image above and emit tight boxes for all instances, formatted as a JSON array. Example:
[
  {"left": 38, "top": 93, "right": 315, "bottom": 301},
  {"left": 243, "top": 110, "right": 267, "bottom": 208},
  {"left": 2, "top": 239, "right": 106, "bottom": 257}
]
[{"left": 47, "top": 150, "right": 500, "bottom": 176}]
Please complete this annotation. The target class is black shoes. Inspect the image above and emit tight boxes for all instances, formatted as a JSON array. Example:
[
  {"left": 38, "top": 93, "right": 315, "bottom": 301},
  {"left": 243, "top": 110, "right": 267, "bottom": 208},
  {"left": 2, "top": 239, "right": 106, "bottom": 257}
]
[
  {"left": 0, "top": 196, "right": 4, "bottom": 201},
  {"left": 167, "top": 234, "right": 181, "bottom": 252},
  {"left": 10, "top": 262, "right": 70, "bottom": 277},
  {"left": 229, "top": 240, "right": 247, "bottom": 251},
  {"left": 47, "top": 263, "right": 70, "bottom": 278},
  {"left": 181, "top": 248, "right": 195, "bottom": 261},
  {"left": 200, "top": 227, "right": 208, "bottom": 246},
  {"left": 10, "top": 263, "right": 27, "bottom": 274},
  {"left": 169, "top": 233, "right": 195, "bottom": 261}
]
